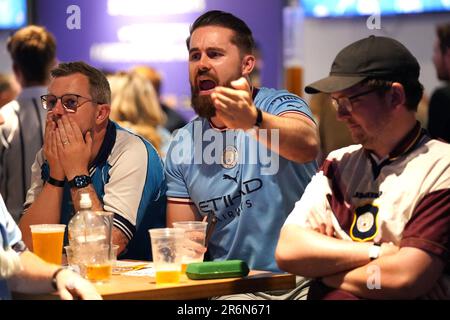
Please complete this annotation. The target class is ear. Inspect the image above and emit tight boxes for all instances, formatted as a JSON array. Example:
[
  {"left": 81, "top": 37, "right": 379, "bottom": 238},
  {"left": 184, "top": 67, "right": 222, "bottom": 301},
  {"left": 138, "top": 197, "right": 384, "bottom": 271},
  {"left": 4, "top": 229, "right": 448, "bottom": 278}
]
[
  {"left": 95, "top": 104, "right": 111, "bottom": 125},
  {"left": 241, "top": 54, "right": 256, "bottom": 76},
  {"left": 390, "top": 82, "right": 406, "bottom": 109}
]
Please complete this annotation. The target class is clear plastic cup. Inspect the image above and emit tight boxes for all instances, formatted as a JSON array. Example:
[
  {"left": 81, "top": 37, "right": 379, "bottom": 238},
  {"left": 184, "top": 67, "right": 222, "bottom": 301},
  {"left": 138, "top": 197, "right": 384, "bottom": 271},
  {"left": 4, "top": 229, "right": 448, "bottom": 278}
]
[
  {"left": 149, "top": 228, "right": 185, "bottom": 284},
  {"left": 172, "top": 221, "right": 207, "bottom": 273}
]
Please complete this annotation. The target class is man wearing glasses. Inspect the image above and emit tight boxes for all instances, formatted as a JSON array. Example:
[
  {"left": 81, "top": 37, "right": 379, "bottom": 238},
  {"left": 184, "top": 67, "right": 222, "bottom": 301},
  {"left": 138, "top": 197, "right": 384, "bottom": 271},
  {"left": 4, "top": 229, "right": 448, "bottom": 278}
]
[
  {"left": 276, "top": 36, "right": 450, "bottom": 299},
  {"left": 18, "top": 62, "right": 166, "bottom": 260}
]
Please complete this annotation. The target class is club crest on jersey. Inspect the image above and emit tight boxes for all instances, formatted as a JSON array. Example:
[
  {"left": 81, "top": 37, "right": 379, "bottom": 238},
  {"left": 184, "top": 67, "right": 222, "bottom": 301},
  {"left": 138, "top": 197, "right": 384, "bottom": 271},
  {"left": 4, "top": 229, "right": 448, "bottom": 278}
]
[
  {"left": 222, "top": 145, "right": 238, "bottom": 169},
  {"left": 350, "top": 204, "right": 379, "bottom": 241}
]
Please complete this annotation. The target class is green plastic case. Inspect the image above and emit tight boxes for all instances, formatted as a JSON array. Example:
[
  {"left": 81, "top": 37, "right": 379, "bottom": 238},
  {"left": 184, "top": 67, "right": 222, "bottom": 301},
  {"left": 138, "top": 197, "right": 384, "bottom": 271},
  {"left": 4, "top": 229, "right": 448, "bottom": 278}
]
[{"left": 186, "top": 260, "right": 250, "bottom": 280}]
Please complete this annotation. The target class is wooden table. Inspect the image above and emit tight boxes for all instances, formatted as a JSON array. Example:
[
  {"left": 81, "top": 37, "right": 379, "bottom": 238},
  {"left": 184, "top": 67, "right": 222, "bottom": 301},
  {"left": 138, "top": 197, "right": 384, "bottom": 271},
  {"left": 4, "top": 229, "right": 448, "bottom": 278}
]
[
  {"left": 95, "top": 270, "right": 295, "bottom": 300},
  {"left": 15, "top": 270, "right": 295, "bottom": 300}
]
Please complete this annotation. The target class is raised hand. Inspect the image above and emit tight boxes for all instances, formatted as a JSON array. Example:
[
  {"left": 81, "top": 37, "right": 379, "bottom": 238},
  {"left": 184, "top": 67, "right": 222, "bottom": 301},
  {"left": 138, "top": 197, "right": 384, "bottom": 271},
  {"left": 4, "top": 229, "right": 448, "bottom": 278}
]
[
  {"left": 43, "top": 117, "right": 64, "bottom": 180},
  {"left": 55, "top": 115, "right": 92, "bottom": 180},
  {"left": 211, "top": 77, "right": 257, "bottom": 130}
]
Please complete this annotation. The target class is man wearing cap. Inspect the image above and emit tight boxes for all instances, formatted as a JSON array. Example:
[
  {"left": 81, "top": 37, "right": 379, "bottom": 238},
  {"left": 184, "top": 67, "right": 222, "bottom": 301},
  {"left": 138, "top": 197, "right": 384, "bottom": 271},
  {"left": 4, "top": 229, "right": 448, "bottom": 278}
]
[{"left": 276, "top": 35, "right": 450, "bottom": 299}]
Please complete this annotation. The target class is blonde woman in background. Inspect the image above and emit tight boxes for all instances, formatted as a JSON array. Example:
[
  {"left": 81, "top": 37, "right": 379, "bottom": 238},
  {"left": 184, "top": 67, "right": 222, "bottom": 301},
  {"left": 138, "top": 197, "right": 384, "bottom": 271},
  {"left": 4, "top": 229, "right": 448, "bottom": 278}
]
[{"left": 108, "top": 71, "right": 171, "bottom": 157}]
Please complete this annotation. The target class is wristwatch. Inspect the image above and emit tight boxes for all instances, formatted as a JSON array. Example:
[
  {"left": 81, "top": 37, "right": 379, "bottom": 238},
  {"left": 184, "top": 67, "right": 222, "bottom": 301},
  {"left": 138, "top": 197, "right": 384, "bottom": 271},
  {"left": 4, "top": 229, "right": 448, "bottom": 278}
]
[
  {"left": 68, "top": 175, "right": 92, "bottom": 189},
  {"left": 369, "top": 243, "right": 381, "bottom": 260},
  {"left": 254, "top": 107, "right": 263, "bottom": 128},
  {"left": 51, "top": 267, "right": 66, "bottom": 290}
]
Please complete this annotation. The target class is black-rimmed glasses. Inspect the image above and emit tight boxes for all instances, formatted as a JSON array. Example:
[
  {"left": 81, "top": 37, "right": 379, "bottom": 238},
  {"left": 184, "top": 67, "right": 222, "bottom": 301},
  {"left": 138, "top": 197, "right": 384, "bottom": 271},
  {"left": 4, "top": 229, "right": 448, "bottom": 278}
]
[
  {"left": 331, "top": 88, "right": 378, "bottom": 113},
  {"left": 40, "top": 94, "right": 102, "bottom": 113}
]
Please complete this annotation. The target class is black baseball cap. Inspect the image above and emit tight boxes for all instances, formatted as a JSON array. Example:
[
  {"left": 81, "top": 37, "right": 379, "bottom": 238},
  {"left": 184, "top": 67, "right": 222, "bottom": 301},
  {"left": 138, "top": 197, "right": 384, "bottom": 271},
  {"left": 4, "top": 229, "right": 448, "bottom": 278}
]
[{"left": 305, "top": 35, "right": 420, "bottom": 94}]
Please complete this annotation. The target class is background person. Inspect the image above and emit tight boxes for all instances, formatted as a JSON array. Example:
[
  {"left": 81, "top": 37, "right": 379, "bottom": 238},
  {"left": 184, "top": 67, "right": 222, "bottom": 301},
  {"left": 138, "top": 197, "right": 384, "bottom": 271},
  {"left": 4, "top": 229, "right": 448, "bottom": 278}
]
[
  {"left": 0, "top": 73, "right": 20, "bottom": 108},
  {"left": 132, "top": 65, "right": 187, "bottom": 133},
  {"left": 108, "top": 71, "right": 171, "bottom": 157},
  {"left": 0, "top": 25, "right": 57, "bottom": 223},
  {"left": 428, "top": 22, "right": 450, "bottom": 143}
]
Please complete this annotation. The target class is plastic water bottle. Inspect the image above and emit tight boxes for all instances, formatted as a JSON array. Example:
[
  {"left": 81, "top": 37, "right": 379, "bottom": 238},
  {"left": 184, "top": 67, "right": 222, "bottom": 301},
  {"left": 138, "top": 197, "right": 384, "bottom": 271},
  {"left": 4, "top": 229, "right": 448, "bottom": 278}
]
[{"left": 68, "top": 193, "right": 108, "bottom": 247}]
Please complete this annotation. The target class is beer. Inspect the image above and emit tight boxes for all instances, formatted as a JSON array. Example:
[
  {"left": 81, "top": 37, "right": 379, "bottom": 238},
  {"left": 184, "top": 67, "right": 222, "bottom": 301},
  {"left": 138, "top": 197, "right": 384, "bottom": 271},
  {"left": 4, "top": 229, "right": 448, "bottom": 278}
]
[
  {"left": 156, "top": 269, "right": 181, "bottom": 284},
  {"left": 86, "top": 263, "right": 112, "bottom": 282},
  {"left": 30, "top": 224, "right": 65, "bottom": 265},
  {"left": 284, "top": 65, "right": 304, "bottom": 97}
]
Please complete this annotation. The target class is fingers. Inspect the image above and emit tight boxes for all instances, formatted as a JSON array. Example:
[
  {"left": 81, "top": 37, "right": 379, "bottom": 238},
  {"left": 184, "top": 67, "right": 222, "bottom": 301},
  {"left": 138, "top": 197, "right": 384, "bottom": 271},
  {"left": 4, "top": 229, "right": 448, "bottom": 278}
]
[
  {"left": 325, "top": 213, "right": 335, "bottom": 237},
  {"left": 307, "top": 211, "right": 320, "bottom": 232},
  {"left": 230, "top": 77, "right": 251, "bottom": 92},
  {"left": 184, "top": 239, "right": 207, "bottom": 254},
  {"left": 211, "top": 91, "right": 235, "bottom": 110},
  {"left": 212, "top": 96, "right": 232, "bottom": 116},
  {"left": 307, "top": 211, "right": 335, "bottom": 236},
  {"left": 213, "top": 86, "right": 251, "bottom": 102},
  {"left": 85, "top": 130, "right": 92, "bottom": 149},
  {"left": 55, "top": 127, "right": 68, "bottom": 148},
  {"left": 56, "top": 115, "right": 83, "bottom": 144}
]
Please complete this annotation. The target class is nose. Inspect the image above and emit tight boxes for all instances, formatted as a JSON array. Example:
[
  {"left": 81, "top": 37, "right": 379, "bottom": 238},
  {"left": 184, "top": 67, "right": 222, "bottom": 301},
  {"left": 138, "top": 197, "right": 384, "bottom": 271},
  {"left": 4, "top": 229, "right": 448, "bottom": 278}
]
[
  {"left": 51, "top": 98, "right": 66, "bottom": 116},
  {"left": 197, "top": 54, "right": 211, "bottom": 72},
  {"left": 335, "top": 105, "right": 351, "bottom": 121}
]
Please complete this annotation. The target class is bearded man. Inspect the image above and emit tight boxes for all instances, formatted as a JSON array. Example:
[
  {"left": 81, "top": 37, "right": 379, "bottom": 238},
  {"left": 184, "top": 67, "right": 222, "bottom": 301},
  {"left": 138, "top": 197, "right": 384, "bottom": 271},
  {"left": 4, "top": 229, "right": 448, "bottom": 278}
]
[{"left": 164, "top": 10, "right": 319, "bottom": 300}]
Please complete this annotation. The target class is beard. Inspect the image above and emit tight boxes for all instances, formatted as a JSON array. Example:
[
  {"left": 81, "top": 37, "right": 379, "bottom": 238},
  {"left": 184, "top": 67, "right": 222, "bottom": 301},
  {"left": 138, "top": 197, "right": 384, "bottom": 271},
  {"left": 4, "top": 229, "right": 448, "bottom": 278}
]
[
  {"left": 190, "top": 68, "right": 242, "bottom": 119},
  {"left": 191, "top": 93, "right": 216, "bottom": 118}
]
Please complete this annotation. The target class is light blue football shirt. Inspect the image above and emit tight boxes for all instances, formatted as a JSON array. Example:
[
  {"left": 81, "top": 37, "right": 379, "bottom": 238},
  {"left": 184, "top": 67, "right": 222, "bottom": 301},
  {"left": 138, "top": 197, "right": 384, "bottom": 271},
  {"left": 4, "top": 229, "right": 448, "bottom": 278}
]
[{"left": 165, "top": 87, "right": 318, "bottom": 272}]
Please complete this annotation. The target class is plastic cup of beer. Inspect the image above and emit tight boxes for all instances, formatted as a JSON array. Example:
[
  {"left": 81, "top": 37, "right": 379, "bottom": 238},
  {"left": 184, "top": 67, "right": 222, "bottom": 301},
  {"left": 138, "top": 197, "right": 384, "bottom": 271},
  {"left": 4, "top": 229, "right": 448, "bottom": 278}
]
[
  {"left": 84, "top": 244, "right": 113, "bottom": 283},
  {"left": 30, "top": 224, "right": 66, "bottom": 265},
  {"left": 172, "top": 221, "right": 207, "bottom": 274},
  {"left": 149, "top": 228, "right": 185, "bottom": 284},
  {"left": 110, "top": 244, "right": 119, "bottom": 265}
]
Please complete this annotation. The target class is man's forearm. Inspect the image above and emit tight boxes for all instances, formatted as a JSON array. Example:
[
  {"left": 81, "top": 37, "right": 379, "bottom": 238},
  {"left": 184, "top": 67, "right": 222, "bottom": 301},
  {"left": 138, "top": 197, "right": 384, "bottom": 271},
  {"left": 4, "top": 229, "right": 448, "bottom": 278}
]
[
  {"left": 322, "top": 247, "right": 444, "bottom": 300},
  {"left": 18, "top": 184, "right": 64, "bottom": 248},
  {"left": 8, "top": 251, "right": 57, "bottom": 294},
  {"left": 255, "top": 112, "right": 319, "bottom": 163},
  {"left": 276, "top": 226, "right": 374, "bottom": 278}
]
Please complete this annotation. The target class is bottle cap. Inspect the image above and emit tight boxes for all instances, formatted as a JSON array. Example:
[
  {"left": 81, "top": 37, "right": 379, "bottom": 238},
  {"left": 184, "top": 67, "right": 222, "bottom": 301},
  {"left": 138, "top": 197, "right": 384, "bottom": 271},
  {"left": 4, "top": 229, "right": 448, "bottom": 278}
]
[{"left": 79, "top": 193, "right": 92, "bottom": 209}]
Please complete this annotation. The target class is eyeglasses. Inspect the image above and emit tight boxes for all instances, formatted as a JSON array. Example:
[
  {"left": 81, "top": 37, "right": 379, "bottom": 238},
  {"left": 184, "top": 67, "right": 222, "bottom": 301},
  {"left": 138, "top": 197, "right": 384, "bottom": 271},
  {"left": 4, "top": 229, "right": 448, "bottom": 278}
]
[
  {"left": 331, "top": 88, "right": 378, "bottom": 113},
  {"left": 40, "top": 94, "right": 103, "bottom": 113}
]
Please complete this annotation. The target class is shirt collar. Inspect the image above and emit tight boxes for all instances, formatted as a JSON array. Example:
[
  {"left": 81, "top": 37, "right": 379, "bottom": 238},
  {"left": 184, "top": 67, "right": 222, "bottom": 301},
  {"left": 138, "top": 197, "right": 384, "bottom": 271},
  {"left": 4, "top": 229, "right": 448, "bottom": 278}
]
[{"left": 89, "top": 120, "right": 116, "bottom": 169}]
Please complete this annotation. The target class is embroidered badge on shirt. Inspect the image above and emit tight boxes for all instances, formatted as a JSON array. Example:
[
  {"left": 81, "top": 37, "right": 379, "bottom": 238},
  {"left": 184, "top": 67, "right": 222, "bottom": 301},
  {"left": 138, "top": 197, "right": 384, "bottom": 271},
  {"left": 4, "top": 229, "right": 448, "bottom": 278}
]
[
  {"left": 222, "top": 145, "right": 238, "bottom": 169},
  {"left": 350, "top": 204, "right": 379, "bottom": 241}
]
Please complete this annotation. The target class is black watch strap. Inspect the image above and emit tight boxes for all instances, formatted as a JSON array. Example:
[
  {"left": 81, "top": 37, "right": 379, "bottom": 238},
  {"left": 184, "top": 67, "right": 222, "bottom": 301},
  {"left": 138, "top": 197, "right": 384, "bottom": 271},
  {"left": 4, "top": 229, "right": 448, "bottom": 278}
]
[
  {"left": 51, "top": 267, "right": 66, "bottom": 290},
  {"left": 47, "top": 176, "right": 65, "bottom": 187},
  {"left": 254, "top": 108, "right": 263, "bottom": 127}
]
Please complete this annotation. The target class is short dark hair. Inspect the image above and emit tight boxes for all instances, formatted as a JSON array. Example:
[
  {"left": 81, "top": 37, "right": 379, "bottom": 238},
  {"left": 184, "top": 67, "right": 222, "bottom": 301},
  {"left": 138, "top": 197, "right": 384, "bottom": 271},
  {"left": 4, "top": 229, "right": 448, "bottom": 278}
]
[
  {"left": 437, "top": 22, "right": 450, "bottom": 54},
  {"left": 51, "top": 61, "right": 111, "bottom": 104},
  {"left": 362, "top": 77, "right": 423, "bottom": 112},
  {"left": 186, "top": 10, "right": 255, "bottom": 55},
  {"left": 7, "top": 25, "right": 56, "bottom": 84}
]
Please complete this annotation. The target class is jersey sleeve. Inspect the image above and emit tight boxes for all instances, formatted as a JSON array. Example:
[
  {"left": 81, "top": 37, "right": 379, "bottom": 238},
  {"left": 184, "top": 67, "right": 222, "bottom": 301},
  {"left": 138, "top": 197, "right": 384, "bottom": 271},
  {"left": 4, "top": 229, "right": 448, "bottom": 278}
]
[
  {"left": 102, "top": 136, "right": 165, "bottom": 240},
  {"left": 400, "top": 188, "right": 450, "bottom": 261},
  {"left": 284, "top": 170, "right": 333, "bottom": 228},
  {"left": 257, "top": 89, "right": 315, "bottom": 123},
  {"left": 0, "top": 194, "right": 22, "bottom": 248},
  {"left": 23, "top": 149, "right": 45, "bottom": 210},
  {"left": 164, "top": 131, "right": 192, "bottom": 203}
]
